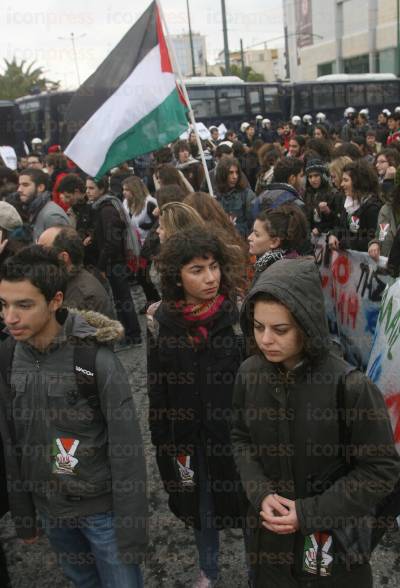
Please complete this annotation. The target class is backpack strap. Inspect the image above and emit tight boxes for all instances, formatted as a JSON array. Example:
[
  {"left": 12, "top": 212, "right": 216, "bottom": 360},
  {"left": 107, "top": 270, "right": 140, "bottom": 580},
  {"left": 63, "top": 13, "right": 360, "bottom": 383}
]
[
  {"left": 0, "top": 337, "right": 17, "bottom": 386},
  {"left": 73, "top": 344, "right": 99, "bottom": 408}
]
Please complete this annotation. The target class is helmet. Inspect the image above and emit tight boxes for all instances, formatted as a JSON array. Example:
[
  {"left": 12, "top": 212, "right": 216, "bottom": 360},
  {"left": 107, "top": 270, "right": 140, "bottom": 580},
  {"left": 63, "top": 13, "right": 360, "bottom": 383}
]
[
  {"left": 291, "top": 115, "right": 301, "bottom": 126},
  {"left": 344, "top": 107, "right": 356, "bottom": 118},
  {"left": 359, "top": 108, "right": 369, "bottom": 118},
  {"left": 316, "top": 112, "right": 326, "bottom": 123},
  {"left": 240, "top": 122, "right": 250, "bottom": 133},
  {"left": 31, "top": 137, "right": 43, "bottom": 145},
  {"left": 395, "top": 106, "right": 400, "bottom": 114},
  {"left": 255, "top": 114, "right": 263, "bottom": 120},
  {"left": 382, "top": 109, "right": 391, "bottom": 117},
  {"left": 303, "top": 114, "right": 313, "bottom": 124},
  {"left": 209, "top": 125, "right": 218, "bottom": 132},
  {"left": 262, "top": 118, "right": 271, "bottom": 128}
]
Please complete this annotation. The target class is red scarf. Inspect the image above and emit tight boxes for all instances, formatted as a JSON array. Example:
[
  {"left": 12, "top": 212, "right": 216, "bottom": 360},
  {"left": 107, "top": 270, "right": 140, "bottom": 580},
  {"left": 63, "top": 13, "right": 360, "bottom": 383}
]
[{"left": 177, "top": 294, "right": 226, "bottom": 347}]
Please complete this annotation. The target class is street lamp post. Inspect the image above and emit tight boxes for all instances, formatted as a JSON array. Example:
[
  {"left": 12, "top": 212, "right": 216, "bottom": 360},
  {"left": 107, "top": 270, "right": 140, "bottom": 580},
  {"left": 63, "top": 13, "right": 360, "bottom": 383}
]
[
  {"left": 58, "top": 32, "right": 86, "bottom": 87},
  {"left": 221, "top": 0, "right": 230, "bottom": 75},
  {"left": 186, "top": 0, "right": 196, "bottom": 77}
]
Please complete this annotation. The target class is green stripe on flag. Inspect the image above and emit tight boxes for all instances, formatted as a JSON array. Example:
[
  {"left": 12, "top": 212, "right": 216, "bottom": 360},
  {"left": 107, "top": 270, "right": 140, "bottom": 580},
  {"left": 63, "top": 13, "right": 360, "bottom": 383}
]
[{"left": 96, "top": 89, "right": 188, "bottom": 178}]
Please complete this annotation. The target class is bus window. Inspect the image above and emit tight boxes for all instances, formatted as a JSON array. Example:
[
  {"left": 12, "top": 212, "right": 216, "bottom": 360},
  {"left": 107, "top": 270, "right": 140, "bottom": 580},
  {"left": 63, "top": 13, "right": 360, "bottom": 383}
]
[
  {"left": 263, "top": 86, "right": 280, "bottom": 112},
  {"left": 383, "top": 82, "right": 398, "bottom": 104},
  {"left": 297, "top": 87, "right": 312, "bottom": 113},
  {"left": 247, "top": 87, "right": 262, "bottom": 114},
  {"left": 365, "top": 84, "right": 383, "bottom": 105},
  {"left": 346, "top": 84, "right": 365, "bottom": 106},
  {"left": 313, "top": 85, "right": 334, "bottom": 109},
  {"left": 217, "top": 87, "right": 246, "bottom": 116},
  {"left": 187, "top": 88, "right": 217, "bottom": 118},
  {"left": 334, "top": 85, "right": 346, "bottom": 108}
]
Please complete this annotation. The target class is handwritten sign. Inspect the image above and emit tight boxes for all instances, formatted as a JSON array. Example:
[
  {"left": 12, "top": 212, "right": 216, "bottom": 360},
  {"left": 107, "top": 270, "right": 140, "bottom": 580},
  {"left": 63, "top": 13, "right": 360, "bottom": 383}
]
[
  {"left": 367, "top": 281, "right": 400, "bottom": 448},
  {"left": 316, "top": 243, "right": 392, "bottom": 370}
]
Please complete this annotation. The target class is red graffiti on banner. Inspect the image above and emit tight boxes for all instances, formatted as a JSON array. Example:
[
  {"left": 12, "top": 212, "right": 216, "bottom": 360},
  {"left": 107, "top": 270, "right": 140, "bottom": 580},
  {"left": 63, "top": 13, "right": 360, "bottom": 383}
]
[
  {"left": 336, "top": 291, "right": 359, "bottom": 330},
  {"left": 321, "top": 275, "right": 329, "bottom": 289},
  {"left": 385, "top": 393, "right": 400, "bottom": 443},
  {"left": 332, "top": 255, "right": 350, "bottom": 285}
]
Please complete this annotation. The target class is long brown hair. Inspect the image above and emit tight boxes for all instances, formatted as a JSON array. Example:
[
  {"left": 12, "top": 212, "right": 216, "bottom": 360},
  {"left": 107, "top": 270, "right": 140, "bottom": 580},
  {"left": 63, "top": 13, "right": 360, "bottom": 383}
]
[
  {"left": 159, "top": 202, "right": 205, "bottom": 240},
  {"left": 122, "top": 176, "right": 150, "bottom": 215},
  {"left": 184, "top": 191, "right": 248, "bottom": 262},
  {"left": 216, "top": 157, "right": 248, "bottom": 193},
  {"left": 156, "top": 164, "right": 189, "bottom": 193}
]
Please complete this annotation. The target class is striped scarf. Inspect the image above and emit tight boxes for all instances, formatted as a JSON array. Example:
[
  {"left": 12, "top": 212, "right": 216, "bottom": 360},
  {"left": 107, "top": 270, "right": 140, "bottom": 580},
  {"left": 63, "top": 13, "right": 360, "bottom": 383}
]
[{"left": 177, "top": 294, "right": 226, "bottom": 347}]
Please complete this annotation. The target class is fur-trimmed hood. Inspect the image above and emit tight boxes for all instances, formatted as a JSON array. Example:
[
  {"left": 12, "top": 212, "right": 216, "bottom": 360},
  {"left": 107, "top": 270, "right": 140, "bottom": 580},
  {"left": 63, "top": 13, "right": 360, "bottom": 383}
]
[{"left": 62, "top": 308, "right": 124, "bottom": 344}]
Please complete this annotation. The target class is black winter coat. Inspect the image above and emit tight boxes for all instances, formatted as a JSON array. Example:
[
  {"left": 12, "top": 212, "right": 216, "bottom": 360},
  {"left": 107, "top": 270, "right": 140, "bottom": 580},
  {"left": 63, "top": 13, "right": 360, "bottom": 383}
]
[
  {"left": 232, "top": 258, "right": 400, "bottom": 587},
  {"left": 92, "top": 199, "right": 126, "bottom": 271},
  {"left": 334, "top": 195, "right": 381, "bottom": 252},
  {"left": 303, "top": 186, "right": 344, "bottom": 233},
  {"left": 147, "top": 299, "right": 247, "bottom": 529}
]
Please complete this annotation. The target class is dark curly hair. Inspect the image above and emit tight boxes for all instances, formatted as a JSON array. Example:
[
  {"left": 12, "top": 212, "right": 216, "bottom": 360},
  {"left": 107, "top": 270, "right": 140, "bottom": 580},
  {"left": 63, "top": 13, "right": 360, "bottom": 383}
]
[
  {"left": 157, "top": 227, "right": 246, "bottom": 302},
  {"left": 342, "top": 160, "right": 379, "bottom": 201},
  {"left": 255, "top": 204, "right": 308, "bottom": 251}
]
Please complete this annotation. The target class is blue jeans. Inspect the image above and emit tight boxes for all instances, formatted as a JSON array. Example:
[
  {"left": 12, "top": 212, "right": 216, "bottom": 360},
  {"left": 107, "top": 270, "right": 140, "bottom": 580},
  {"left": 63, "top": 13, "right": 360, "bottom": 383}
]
[
  {"left": 193, "top": 449, "right": 220, "bottom": 582},
  {"left": 39, "top": 512, "right": 143, "bottom": 588}
]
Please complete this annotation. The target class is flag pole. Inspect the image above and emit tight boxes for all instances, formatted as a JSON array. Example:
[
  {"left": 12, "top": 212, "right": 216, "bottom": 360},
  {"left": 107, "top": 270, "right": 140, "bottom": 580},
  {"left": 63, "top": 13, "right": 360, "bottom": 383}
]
[{"left": 156, "top": 0, "right": 215, "bottom": 197}]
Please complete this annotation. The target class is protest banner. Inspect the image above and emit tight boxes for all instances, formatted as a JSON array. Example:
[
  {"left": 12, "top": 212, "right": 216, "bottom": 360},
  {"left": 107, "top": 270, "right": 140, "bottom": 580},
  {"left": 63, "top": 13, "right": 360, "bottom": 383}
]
[
  {"left": 367, "top": 281, "right": 400, "bottom": 448},
  {"left": 316, "top": 241, "right": 392, "bottom": 369}
]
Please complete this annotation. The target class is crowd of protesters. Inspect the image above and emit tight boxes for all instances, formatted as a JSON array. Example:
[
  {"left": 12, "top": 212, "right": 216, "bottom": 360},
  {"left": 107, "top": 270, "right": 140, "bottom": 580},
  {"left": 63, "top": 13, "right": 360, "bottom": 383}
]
[{"left": 0, "top": 107, "right": 399, "bottom": 588}]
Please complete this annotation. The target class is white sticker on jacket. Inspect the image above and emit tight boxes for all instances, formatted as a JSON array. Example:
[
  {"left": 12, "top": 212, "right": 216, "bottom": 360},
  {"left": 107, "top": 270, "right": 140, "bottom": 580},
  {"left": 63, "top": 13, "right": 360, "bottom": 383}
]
[
  {"left": 379, "top": 223, "right": 390, "bottom": 241},
  {"left": 302, "top": 532, "right": 333, "bottom": 576},
  {"left": 52, "top": 438, "right": 80, "bottom": 475},
  {"left": 349, "top": 215, "right": 360, "bottom": 234},
  {"left": 176, "top": 455, "right": 195, "bottom": 487}
]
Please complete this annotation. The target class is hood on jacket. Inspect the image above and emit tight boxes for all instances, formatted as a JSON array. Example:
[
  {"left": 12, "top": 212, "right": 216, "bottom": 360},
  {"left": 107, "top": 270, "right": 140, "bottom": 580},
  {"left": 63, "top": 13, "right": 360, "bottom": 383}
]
[
  {"left": 240, "top": 257, "right": 330, "bottom": 362},
  {"left": 253, "top": 183, "right": 304, "bottom": 217},
  {"left": 62, "top": 308, "right": 124, "bottom": 344}
]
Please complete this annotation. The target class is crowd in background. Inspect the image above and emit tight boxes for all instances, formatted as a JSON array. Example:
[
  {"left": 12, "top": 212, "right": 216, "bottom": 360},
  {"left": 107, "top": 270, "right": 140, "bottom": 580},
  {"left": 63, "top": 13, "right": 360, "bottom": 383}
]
[{"left": 0, "top": 106, "right": 400, "bottom": 588}]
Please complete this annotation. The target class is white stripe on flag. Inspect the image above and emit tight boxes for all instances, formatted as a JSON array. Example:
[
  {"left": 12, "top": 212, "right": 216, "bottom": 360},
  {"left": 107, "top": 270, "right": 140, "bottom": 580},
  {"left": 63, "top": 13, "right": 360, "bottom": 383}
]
[{"left": 65, "top": 45, "right": 176, "bottom": 176}]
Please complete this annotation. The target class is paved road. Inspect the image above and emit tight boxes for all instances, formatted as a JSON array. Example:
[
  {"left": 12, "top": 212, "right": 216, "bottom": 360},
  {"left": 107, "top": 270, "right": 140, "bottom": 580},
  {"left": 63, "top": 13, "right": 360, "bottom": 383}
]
[{"left": 1, "top": 287, "right": 400, "bottom": 587}]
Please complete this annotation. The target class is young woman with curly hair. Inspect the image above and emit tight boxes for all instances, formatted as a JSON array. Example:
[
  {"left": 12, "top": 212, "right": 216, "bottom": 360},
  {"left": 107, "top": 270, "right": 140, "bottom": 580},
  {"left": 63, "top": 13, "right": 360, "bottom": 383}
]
[
  {"left": 148, "top": 227, "right": 248, "bottom": 588},
  {"left": 328, "top": 160, "right": 381, "bottom": 252}
]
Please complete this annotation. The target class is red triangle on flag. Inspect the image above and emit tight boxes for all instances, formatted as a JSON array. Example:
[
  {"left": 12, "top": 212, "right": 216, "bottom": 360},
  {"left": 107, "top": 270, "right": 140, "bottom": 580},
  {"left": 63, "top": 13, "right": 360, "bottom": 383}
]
[
  {"left": 176, "top": 82, "right": 188, "bottom": 108},
  {"left": 155, "top": 5, "right": 173, "bottom": 73}
]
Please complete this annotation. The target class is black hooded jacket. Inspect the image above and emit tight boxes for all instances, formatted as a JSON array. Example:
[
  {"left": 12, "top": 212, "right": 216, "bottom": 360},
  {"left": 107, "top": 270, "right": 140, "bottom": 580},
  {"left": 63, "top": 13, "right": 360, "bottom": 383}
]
[{"left": 231, "top": 258, "right": 400, "bottom": 585}]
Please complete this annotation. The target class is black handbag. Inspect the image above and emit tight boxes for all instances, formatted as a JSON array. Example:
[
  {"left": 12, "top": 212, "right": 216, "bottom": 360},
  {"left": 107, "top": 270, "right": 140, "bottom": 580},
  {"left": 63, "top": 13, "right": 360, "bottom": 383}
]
[{"left": 307, "top": 375, "right": 400, "bottom": 564}]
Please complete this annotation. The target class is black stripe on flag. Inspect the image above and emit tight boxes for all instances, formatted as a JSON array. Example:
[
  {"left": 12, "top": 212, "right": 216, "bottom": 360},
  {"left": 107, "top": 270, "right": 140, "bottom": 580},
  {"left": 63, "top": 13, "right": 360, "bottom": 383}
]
[{"left": 65, "top": 1, "right": 157, "bottom": 138}]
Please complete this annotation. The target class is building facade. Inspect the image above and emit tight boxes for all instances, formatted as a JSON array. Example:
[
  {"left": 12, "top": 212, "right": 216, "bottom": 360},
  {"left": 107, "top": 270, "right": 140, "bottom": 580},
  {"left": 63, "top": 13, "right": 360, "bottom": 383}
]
[
  {"left": 211, "top": 47, "right": 286, "bottom": 81},
  {"left": 283, "top": 0, "right": 399, "bottom": 81},
  {"left": 169, "top": 34, "right": 207, "bottom": 77}
]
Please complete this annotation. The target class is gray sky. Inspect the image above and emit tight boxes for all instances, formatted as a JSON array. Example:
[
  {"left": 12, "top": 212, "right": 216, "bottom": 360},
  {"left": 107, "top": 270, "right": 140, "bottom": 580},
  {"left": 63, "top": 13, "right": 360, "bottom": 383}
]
[{"left": 0, "top": 0, "right": 283, "bottom": 89}]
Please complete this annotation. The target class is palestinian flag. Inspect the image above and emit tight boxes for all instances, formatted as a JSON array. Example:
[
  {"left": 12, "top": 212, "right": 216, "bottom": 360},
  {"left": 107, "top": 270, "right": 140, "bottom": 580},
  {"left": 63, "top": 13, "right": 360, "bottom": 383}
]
[{"left": 64, "top": 1, "right": 188, "bottom": 178}]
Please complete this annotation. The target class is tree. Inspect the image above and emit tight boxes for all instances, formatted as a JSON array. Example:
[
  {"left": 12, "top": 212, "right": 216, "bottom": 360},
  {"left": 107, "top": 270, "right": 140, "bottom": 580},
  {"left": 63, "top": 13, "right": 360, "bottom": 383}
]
[
  {"left": 220, "top": 63, "right": 265, "bottom": 82},
  {"left": 0, "top": 58, "right": 60, "bottom": 100}
]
